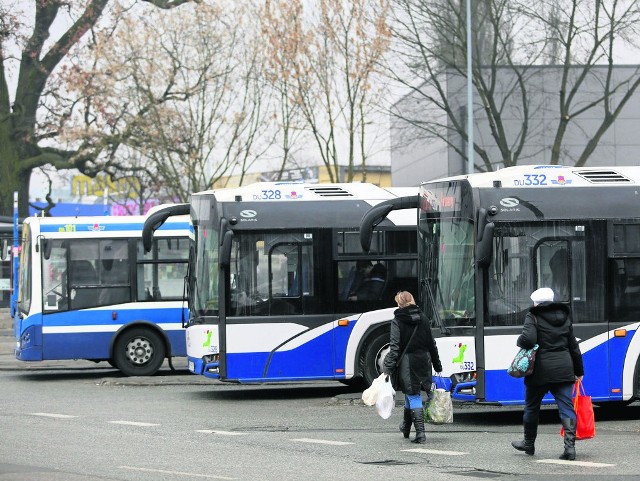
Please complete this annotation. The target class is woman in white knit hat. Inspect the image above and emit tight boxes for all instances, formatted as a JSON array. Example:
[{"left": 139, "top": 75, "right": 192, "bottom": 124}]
[{"left": 511, "top": 287, "right": 584, "bottom": 460}]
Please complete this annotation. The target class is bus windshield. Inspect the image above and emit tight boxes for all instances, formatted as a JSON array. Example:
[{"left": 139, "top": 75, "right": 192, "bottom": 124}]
[
  {"left": 420, "top": 216, "right": 475, "bottom": 326},
  {"left": 17, "top": 224, "right": 32, "bottom": 314},
  {"left": 193, "top": 224, "right": 220, "bottom": 317}
]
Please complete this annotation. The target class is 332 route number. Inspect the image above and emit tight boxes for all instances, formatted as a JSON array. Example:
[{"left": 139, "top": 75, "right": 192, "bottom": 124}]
[
  {"left": 514, "top": 174, "right": 547, "bottom": 186},
  {"left": 460, "top": 361, "right": 475, "bottom": 371}
]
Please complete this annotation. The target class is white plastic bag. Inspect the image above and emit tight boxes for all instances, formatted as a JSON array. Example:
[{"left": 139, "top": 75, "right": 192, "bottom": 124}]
[
  {"left": 374, "top": 376, "right": 396, "bottom": 419},
  {"left": 361, "top": 373, "right": 386, "bottom": 406},
  {"left": 425, "top": 388, "right": 453, "bottom": 424}
]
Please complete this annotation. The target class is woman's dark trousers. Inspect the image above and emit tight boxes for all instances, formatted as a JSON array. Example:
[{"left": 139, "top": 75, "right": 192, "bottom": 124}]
[{"left": 512, "top": 381, "right": 576, "bottom": 458}]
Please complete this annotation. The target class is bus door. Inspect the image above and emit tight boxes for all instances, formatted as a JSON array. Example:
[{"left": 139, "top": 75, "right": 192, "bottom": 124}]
[
  {"left": 483, "top": 223, "right": 607, "bottom": 404},
  {"left": 228, "top": 233, "right": 333, "bottom": 381},
  {"left": 265, "top": 240, "right": 334, "bottom": 379},
  {"left": 608, "top": 222, "right": 640, "bottom": 402},
  {"left": 41, "top": 239, "right": 124, "bottom": 360},
  {"left": 533, "top": 228, "right": 609, "bottom": 402}
]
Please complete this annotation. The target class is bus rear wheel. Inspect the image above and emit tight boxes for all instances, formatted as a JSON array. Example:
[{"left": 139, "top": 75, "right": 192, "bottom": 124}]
[
  {"left": 362, "top": 330, "right": 390, "bottom": 386},
  {"left": 113, "top": 327, "right": 166, "bottom": 376}
]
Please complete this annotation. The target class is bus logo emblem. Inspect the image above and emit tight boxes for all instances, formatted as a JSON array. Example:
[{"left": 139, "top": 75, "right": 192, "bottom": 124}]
[
  {"left": 499, "top": 198, "right": 519, "bottom": 208},
  {"left": 240, "top": 210, "right": 257, "bottom": 218}
]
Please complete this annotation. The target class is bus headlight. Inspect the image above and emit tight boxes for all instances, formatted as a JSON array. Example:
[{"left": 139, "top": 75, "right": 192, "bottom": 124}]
[
  {"left": 203, "top": 354, "right": 219, "bottom": 364},
  {"left": 452, "top": 371, "right": 476, "bottom": 383}
]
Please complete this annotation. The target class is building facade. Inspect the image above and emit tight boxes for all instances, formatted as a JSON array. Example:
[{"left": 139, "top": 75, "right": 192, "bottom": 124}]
[{"left": 391, "top": 65, "right": 640, "bottom": 186}]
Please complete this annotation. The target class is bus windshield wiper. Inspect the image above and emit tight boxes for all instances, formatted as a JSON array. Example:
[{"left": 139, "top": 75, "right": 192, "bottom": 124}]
[{"left": 421, "top": 278, "right": 450, "bottom": 335}]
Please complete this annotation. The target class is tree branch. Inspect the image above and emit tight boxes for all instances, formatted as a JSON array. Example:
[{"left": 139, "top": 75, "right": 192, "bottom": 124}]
[
  {"left": 40, "top": 1, "right": 110, "bottom": 75},
  {"left": 142, "top": 0, "right": 202, "bottom": 9}
]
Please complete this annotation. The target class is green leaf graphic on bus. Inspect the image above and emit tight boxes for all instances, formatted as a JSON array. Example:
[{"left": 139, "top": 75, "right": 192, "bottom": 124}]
[{"left": 452, "top": 343, "right": 467, "bottom": 363}]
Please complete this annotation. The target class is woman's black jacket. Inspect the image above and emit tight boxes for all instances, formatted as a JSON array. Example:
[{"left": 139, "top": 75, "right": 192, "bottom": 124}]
[
  {"left": 517, "top": 301, "right": 584, "bottom": 387},
  {"left": 383, "top": 305, "right": 443, "bottom": 395}
]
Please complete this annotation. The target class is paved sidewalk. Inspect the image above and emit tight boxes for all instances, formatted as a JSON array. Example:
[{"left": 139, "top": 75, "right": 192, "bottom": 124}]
[{"left": 0, "top": 309, "right": 12, "bottom": 330}]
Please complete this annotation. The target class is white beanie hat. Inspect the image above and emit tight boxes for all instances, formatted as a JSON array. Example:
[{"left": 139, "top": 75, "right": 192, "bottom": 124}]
[{"left": 531, "top": 287, "right": 554, "bottom": 305}]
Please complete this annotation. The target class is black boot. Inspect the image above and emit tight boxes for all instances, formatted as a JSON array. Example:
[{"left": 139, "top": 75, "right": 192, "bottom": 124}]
[
  {"left": 399, "top": 408, "right": 412, "bottom": 438},
  {"left": 410, "top": 408, "right": 426, "bottom": 444},
  {"left": 511, "top": 422, "right": 537, "bottom": 455},
  {"left": 559, "top": 418, "right": 576, "bottom": 460}
]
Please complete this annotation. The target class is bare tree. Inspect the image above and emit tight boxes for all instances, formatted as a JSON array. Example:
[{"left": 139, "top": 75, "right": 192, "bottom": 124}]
[
  {"left": 524, "top": 0, "right": 640, "bottom": 166},
  {"left": 0, "top": 0, "right": 202, "bottom": 217},
  {"left": 387, "top": 0, "right": 640, "bottom": 173},
  {"left": 387, "top": 0, "right": 535, "bottom": 173},
  {"left": 260, "top": 0, "right": 308, "bottom": 181},
  {"left": 71, "top": 2, "right": 274, "bottom": 199},
  {"left": 264, "top": 0, "right": 391, "bottom": 183}
]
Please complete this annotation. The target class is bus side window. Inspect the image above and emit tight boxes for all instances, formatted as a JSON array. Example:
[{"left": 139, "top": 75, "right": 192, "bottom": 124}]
[
  {"left": 69, "top": 260, "right": 98, "bottom": 310},
  {"left": 136, "top": 238, "right": 188, "bottom": 302},
  {"left": 536, "top": 241, "right": 569, "bottom": 302},
  {"left": 549, "top": 248, "right": 569, "bottom": 301},
  {"left": 42, "top": 240, "right": 68, "bottom": 312},
  {"left": 613, "top": 258, "right": 640, "bottom": 322}
]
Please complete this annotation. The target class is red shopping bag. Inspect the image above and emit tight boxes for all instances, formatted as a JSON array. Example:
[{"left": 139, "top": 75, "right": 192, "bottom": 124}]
[{"left": 560, "top": 380, "right": 595, "bottom": 440}]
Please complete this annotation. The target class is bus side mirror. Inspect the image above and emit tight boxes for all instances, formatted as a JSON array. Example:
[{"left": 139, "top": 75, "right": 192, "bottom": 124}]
[
  {"left": 476, "top": 207, "right": 495, "bottom": 268},
  {"left": 142, "top": 203, "right": 190, "bottom": 253},
  {"left": 43, "top": 239, "right": 52, "bottom": 260},
  {"left": 476, "top": 222, "right": 494, "bottom": 268},
  {"left": 359, "top": 195, "right": 418, "bottom": 252},
  {"left": 359, "top": 204, "right": 393, "bottom": 253},
  {"left": 219, "top": 230, "right": 233, "bottom": 268}
]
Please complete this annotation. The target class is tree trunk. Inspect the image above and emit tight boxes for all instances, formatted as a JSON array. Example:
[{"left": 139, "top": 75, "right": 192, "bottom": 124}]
[{"left": 0, "top": 128, "right": 27, "bottom": 217}]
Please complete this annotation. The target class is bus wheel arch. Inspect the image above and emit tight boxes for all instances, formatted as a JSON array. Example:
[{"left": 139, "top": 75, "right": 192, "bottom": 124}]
[
  {"left": 110, "top": 323, "right": 168, "bottom": 376},
  {"left": 359, "top": 325, "right": 391, "bottom": 386}
]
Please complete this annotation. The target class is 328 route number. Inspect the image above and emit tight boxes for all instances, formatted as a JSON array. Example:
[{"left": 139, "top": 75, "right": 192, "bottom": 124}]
[{"left": 261, "top": 190, "right": 282, "bottom": 200}]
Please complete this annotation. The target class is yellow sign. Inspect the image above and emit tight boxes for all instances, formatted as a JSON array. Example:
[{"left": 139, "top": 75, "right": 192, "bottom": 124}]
[{"left": 71, "top": 175, "right": 141, "bottom": 199}]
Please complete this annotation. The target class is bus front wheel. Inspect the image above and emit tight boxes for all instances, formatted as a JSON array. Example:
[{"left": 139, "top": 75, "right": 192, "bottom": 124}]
[
  {"left": 113, "top": 327, "right": 166, "bottom": 376},
  {"left": 361, "top": 330, "right": 390, "bottom": 386}
]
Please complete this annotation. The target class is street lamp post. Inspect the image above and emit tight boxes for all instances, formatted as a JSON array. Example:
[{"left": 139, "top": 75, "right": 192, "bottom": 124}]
[
  {"left": 466, "top": 0, "right": 474, "bottom": 175},
  {"left": 11, "top": 192, "right": 18, "bottom": 318}
]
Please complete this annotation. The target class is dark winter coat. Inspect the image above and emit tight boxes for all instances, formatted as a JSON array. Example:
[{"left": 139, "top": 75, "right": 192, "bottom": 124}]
[
  {"left": 517, "top": 302, "right": 584, "bottom": 387},
  {"left": 383, "top": 305, "right": 443, "bottom": 395}
]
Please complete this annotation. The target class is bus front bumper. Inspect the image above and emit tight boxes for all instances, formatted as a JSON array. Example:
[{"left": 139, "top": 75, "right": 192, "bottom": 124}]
[
  {"left": 15, "top": 325, "right": 43, "bottom": 361},
  {"left": 187, "top": 355, "right": 220, "bottom": 379},
  {"left": 451, "top": 381, "right": 476, "bottom": 402}
]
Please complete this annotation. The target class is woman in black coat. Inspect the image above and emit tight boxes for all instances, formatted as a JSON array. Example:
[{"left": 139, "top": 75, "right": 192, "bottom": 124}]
[
  {"left": 511, "top": 287, "right": 584, "bottom": 460},
  {"left": 383, "top": 291, "right": 442, "bottom": 444}
]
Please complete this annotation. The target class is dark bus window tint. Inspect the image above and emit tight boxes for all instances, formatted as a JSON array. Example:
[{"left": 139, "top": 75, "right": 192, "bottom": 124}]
[
  {"left": 136, "top": 238, "right": 188, "bottom": 301},
  {"left": 611, "top": 258, "right": 640, "bottom": 323},
  {"left": 229, "top": 232, "right": 314, "bottom": 317},
  {"left": 97, "top": 240, "right": 131, "bottom": 306},
  {"left": 489, "top": 221, "right": 605, "bottom": 326},
  {"left": 613, "top": 224, "right": 640, "bottom": 254},
  {"left": 42, "top": 239, "right": 68, "bottom": 312}
]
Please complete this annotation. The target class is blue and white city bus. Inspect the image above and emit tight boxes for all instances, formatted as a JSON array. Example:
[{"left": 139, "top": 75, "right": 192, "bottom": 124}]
[
  {"left": 14, "top": 212, "right": 190, "bottom": 376},
  {"left": 143, "top": 183, "right": 418, "bottom": 385},
  {"left": 360, "top": 165, "right": 640, "bottom": 406}
]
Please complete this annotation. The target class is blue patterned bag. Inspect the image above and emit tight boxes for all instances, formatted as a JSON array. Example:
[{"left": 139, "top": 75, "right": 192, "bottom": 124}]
[{"left": 507, "top": 344, "right": 539, "bottom": 378}]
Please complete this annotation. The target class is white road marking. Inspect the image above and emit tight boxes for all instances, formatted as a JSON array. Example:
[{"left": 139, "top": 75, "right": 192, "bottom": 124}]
[
  {"left": 30, "top": 413, "right": 77, "bottom": 419},
  {"left": 108, "top": 420, "right": 160, "bottom": 427},
  {"left": 291, "top": 438, "right": 354, "bottom": 446},
  {"left": 119, "top": 466, "right": 235, "bottom": 479},
  {"left": 537, "top": 459, "right": 615, "bottom": 467},
  {"left": 196, "top": 430, "right": 248, "bottom": 436},
  {"left": 403, "top": 448, "right": 469, "bottom": 456}
]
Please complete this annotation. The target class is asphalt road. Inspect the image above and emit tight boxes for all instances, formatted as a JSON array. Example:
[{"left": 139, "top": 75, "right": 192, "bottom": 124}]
[{"left": 1, "top": 322, "right": 639, "bottom": 481}]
